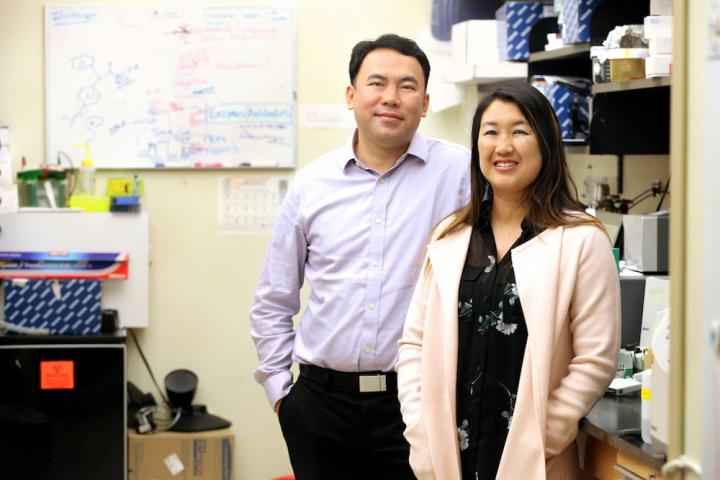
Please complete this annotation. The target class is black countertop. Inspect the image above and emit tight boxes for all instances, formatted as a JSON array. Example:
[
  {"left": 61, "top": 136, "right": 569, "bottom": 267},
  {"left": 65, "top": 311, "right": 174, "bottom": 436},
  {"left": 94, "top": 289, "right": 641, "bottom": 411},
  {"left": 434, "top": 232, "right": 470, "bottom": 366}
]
[
  {"left": 581, "top": 393, "right": 666, "bottom": 470},
  {"left": 0, "top": 328, "right": 127, "bottom": 345}
]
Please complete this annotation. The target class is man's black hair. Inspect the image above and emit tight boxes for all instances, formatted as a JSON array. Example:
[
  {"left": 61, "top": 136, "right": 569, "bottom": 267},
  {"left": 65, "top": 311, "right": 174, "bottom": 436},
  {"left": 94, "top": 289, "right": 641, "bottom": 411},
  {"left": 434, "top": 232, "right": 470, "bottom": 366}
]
[{"left": 348, "top": 33, "right": 430, "bottom": 89}]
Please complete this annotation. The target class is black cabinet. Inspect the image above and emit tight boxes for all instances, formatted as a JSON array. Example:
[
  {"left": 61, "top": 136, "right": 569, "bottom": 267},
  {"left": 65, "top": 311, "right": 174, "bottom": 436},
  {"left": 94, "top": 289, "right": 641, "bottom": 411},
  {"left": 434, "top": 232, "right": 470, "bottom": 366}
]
[{"left": 0, "top": 332, "right": 127, "bottom": 480}]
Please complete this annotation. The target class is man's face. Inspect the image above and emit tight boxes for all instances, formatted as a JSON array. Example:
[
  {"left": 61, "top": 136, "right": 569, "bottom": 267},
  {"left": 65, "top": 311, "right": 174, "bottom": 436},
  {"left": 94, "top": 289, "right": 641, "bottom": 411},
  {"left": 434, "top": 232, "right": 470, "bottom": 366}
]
[{"left": 346, "top": 48, "right": 429, "bottom": 151}]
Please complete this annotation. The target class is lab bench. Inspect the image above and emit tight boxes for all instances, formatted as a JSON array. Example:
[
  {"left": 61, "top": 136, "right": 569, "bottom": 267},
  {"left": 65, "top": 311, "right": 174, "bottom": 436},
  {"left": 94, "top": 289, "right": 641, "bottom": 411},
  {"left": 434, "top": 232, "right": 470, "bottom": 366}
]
[{"left": 581, "top": 394, "right": 667, "bottom": 479}]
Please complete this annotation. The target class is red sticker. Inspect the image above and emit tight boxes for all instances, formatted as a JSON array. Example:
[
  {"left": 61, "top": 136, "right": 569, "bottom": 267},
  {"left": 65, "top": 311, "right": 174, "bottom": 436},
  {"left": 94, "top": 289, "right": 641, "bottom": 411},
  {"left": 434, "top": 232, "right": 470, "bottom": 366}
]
[{"left": 40, "top": 360, "right": 75, "bottom": 390}]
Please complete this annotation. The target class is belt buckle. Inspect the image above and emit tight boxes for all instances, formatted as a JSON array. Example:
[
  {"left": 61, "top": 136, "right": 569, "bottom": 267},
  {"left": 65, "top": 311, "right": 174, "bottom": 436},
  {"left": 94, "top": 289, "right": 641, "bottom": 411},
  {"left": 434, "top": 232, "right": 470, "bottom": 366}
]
[{"left": 359, "top": 374, "right": 387, "bottom": 393}]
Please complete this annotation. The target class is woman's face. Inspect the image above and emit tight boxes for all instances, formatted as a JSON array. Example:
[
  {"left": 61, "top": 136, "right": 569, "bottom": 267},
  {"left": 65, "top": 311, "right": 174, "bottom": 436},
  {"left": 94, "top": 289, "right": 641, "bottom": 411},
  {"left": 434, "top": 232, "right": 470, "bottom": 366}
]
[{"left": 477, "top": 99, "right": 542, "bottom": 200}]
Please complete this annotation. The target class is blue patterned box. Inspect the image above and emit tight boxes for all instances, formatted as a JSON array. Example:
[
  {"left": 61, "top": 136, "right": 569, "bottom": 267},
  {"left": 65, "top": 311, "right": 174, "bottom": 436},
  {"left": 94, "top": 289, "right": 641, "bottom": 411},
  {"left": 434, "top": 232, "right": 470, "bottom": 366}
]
[
  {"left": 3, "top": 279, "right": 102, "bottom": 334},
  {"left": 496, "top": 2, "right": 544, "bottom": 61},
  {"left": 531, "top": 77, "right": 591, "bottom": 140},
  {"left": 561, "top": 0, "right": 607, "bottom": 44}
]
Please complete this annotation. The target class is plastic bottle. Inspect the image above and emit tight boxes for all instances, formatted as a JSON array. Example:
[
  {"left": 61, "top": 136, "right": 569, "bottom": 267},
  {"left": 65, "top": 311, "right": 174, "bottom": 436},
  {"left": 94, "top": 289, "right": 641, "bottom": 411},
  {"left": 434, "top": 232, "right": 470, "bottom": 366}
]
[
  {"left": 650, "top": 309, "right": 670, "bottom": 455},
  {"left": 634, "top": 368, "right": 653, "bottom": 444},
  {"left": 76, "top": 142, "right": 96, "bottom": 195}
]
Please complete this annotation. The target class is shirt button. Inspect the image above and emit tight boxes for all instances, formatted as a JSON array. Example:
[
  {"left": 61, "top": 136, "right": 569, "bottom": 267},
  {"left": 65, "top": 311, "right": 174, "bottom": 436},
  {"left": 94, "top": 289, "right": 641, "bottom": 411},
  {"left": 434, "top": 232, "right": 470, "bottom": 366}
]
[
  {"left": 365, "top": 346, "right": 372, "bottom": 353},
  {"left": 375, "top": 218, "right": 383, "bottom": 224},
  {"left": 371, "top": 260, "right": 379, "bottom": 268},
  {"left": 368, "top": 303, "right": 376, "bottom": 310},
  {"left": 379, "top": 178, "right": 385, "bottom": 184}
]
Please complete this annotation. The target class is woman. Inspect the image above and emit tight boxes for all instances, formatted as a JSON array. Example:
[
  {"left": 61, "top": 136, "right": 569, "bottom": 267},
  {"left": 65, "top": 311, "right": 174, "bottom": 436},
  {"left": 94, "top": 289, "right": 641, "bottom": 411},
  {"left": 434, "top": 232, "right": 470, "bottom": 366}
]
[{"left": 397, "top": 82, "right": 619, "bottom": 480}]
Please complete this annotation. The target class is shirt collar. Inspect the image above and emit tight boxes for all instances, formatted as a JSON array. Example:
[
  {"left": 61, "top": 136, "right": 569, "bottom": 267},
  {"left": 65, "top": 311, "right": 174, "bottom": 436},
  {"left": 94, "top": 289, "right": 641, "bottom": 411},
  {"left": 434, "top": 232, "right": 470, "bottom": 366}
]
[{"left": 336, "top": 129, "right": 430, "bottom": 171}]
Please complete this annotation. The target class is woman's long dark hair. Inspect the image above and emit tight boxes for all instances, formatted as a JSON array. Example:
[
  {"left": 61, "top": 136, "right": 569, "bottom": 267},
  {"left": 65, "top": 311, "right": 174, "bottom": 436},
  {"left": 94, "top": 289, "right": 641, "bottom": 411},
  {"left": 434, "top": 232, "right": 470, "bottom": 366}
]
[{"left": 437, "top": 81, "right": 602, "bottom": 239}]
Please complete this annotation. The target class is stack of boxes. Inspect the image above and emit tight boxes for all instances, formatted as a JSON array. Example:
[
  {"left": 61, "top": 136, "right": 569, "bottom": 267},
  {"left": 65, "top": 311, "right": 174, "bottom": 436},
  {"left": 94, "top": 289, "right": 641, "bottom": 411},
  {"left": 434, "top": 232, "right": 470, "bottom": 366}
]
[
  {"left": 561, "top": 0, "right": 607, "bottom": 44},
  {"left": 496, "top": 2, "right": 545, "bottom": 61},
  {"left": 644, "top": 0, "right": 673, "bottom": 77}
]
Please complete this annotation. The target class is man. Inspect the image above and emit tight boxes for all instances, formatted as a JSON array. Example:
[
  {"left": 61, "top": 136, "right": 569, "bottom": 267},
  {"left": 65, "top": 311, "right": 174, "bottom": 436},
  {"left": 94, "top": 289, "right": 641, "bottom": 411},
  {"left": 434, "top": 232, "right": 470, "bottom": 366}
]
[{"left": 250, "top": 33, "right": 470, "bottom": 479}]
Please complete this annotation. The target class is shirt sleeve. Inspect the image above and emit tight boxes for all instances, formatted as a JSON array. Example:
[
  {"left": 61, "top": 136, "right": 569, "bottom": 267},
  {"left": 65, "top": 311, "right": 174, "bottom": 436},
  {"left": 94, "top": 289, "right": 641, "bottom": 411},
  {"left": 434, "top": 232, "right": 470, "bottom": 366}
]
[
  {"left": 544, "top": 226, "right": 620, "bottom": 456},
  {"left": 249, "top": 178, "right": 307, "bottom": 409}
]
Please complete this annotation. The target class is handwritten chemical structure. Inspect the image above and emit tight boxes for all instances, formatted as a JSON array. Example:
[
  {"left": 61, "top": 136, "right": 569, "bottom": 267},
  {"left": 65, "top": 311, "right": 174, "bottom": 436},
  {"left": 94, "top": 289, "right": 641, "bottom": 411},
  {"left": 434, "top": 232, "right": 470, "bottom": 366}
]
[{"left": 65, "top": 54, "right": 140, "bottom": 142}]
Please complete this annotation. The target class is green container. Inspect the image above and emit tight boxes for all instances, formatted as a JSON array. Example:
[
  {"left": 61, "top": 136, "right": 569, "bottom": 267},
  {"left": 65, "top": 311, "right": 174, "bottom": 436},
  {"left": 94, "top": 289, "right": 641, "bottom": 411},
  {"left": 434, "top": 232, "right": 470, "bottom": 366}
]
[{"left": 17, "top": 169, "right": 68, "bottom": 208}]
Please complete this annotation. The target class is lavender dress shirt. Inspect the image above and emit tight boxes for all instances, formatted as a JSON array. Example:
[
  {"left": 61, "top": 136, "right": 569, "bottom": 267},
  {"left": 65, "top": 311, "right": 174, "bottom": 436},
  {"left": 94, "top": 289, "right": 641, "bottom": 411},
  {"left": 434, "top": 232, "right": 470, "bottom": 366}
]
[{"left": 250, "top": 130, "right": 470, "bottom": 407}]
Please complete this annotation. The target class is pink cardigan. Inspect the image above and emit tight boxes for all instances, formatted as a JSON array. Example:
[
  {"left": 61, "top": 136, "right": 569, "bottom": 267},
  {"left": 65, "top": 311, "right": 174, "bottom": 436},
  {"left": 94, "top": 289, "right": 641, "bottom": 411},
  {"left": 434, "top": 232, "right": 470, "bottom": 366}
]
[{"left": 397, "top": 221, "right": 620, "bottom": 480}]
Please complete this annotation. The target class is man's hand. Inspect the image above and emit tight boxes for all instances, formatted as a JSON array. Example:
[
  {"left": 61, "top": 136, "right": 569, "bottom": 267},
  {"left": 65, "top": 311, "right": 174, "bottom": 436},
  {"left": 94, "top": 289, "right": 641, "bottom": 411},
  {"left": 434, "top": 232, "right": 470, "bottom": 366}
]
[{"left": 274, "top": 399, "right": 282, "bottom": 415}]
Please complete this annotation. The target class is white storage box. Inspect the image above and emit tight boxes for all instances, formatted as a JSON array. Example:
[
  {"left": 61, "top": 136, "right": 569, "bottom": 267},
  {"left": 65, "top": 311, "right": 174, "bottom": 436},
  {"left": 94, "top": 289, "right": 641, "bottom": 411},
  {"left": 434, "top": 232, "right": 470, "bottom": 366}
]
[
  {"left": 623, "top": 212, "right": 669, "bottom": 273},
  {"left": 645, "top": 54, "right": 672, "bottom": 77},
  {"left": 644, "top": 15, "right": 672, "bottom": 39},
  {"left": 451, "top": 20, "right": 500, "bottom": 65},
  {"left": 649, "top": 37, "right": 673, "bottom": 56}
]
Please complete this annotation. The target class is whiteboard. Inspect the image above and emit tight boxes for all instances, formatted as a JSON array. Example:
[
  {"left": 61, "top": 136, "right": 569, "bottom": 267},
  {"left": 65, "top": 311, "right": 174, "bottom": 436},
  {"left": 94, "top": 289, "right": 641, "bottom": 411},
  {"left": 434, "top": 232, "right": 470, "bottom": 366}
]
[
  {"left": 0, "top": 212, "right": 150, "bottom": 328},
  {"left": 45, "top": 4, "right": 296, "bottom": 169}
]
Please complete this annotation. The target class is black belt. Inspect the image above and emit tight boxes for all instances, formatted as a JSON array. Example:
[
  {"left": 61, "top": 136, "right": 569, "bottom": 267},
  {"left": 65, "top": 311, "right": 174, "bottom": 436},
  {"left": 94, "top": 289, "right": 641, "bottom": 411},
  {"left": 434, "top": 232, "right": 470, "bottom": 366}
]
[{"left": 299, "top": 364, "right": 397, "bottom": 393}]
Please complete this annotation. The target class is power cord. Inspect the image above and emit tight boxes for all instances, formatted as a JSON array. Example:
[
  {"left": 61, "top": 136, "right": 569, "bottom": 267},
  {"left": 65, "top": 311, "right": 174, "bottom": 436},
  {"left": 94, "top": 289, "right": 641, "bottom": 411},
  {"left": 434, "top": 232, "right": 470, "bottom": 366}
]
[
  {"left": 0, "top": 320, "right": 49, "bottom": 335},
  {"left": 129, "top": 328, "right": 185, "bottom": 432},
  {"left": 655, "top": 177, "right": 670, "bottom": 212},
  {"left": 56, "top": 151, "right": 77, "bottom": 196},
  {"left": 129, "top": 328, "right": 170, "bottom": 406}
]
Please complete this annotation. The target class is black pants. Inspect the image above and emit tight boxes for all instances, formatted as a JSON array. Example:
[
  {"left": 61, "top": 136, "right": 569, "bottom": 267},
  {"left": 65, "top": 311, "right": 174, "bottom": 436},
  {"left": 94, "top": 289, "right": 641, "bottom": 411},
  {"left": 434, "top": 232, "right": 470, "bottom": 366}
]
[{"left": 278, "top": 372, "right": 415, "bottom": 480}]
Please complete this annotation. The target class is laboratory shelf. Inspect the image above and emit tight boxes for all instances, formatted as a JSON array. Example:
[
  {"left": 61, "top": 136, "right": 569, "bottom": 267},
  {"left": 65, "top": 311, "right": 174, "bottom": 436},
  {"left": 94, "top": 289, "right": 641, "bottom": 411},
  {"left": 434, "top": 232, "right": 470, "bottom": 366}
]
[
  {"left": 528, "top": 43, "right": 591, "bottom": 63},
  {"left": 445, "top": 62, "right": 528, "bottom": 85},
  {"left": 591, "top": 77, "right": 672, "bottom": 94}
]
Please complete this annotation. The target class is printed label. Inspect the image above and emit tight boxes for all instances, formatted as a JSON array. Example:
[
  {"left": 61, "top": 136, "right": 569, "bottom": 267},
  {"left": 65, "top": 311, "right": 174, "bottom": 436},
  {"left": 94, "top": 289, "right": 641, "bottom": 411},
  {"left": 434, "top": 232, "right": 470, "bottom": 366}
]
[
  {"left": 163, "top": 453, "right": 185, "bottom": 476},
  {"left": 40, "top": 360, "right": 74, "bottom": 390}
]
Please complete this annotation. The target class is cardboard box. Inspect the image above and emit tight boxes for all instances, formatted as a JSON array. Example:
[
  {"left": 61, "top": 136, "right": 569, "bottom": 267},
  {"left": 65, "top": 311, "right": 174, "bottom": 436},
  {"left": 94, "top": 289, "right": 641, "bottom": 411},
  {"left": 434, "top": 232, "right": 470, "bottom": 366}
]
[
  {"left": 496, "top": 2, "right": 544, "bottom": 61},
  {"left": 3, "top": 279, "right": 102, "bottom": 334},
  {"left": 128, "top": 429, "right": 234, "bottom": 480},
  {"left": 451, "top": 20, "right": 500, "bottom": 65},
  {"left": 561, "top": 0, "right": 607, "bottom": 44}
]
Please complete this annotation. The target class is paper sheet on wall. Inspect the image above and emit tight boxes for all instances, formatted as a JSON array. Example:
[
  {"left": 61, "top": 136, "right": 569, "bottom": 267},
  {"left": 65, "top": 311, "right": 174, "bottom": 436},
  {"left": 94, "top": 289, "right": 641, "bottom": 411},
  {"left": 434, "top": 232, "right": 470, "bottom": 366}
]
[
  {"left": 218, "top": 175, "right": 290, "bottom": 234},
  {"left": 299, "top": 104, "right": 356, "bottom": 129}
]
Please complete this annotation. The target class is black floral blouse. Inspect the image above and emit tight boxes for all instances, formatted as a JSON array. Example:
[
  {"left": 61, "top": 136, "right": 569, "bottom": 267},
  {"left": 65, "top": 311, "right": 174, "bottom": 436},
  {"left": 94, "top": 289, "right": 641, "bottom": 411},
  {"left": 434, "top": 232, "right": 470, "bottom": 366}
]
[{"left": 456, "top": 200, "right": 537, "bottom": 480}]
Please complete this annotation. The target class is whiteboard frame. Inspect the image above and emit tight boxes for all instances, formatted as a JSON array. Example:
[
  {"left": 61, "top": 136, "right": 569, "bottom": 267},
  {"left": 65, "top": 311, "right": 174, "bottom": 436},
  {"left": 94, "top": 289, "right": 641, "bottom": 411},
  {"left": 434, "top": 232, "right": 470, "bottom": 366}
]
[{"left": 44, "top": 4, "right": 297, "bottom": 170}]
